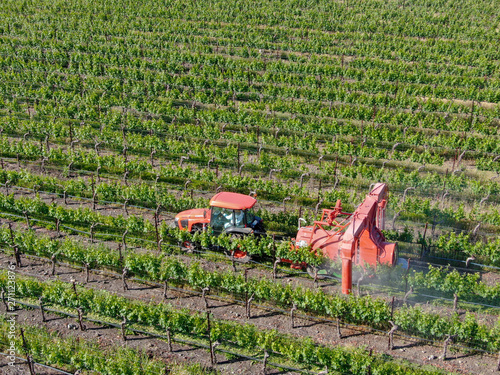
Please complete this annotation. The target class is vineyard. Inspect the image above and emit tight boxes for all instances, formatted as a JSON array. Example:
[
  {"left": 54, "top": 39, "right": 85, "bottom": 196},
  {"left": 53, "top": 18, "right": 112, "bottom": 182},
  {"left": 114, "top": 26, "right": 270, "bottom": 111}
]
[{"left": 0, "top": 0, "right": 499, "bottom": 374}]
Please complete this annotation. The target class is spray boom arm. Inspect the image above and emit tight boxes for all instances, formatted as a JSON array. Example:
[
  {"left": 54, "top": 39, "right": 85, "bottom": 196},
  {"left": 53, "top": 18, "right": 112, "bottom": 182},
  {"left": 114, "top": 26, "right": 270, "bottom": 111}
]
[{"left": 339, "top": 183, "right": 390, "bottom": 294}]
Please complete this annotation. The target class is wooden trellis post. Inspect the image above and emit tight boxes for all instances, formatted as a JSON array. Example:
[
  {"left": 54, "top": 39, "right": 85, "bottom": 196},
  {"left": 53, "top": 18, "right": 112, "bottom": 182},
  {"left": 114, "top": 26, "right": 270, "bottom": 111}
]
[
  {"left": 206, "top": 311, "right": 214, "bottom": 365},
  {"left": 23, "top": 211, "right": 31, "bottom": 229},
  {"left": 123, "top": 198, "right": 129, "bottom": 216},
  {"left": 77, "top": 307, "right": 87, "bottom": 332},
  {"left": 230, "top": 250, "right": 237, "bottom": 272},
  {"left": 51, "top": 254, "right": 56, "bottom": 276},
  {"left": 366, "top": 348, "right": 373, "bottom": 375},
  {"left": 246, "top": 292, "right": 255, "bottom": 319},
  {"left": 14, "top": 245, "right": 22, "bottom": 268},
  {"left": 387, "top": 321, "right": 398, "bottom": 350},
  {"left": 118, "top": 243, "right": 123, "bottom": 266},
  {"left": 403, "top": 286, "right": 413, "bottom": 305},
  {"left": 420, "top": 223, "right": 428, "bottom": 259},
  {"left": 90, "top": 222, "right": 98, "bottom": 243},
  {"left": 39, "top": 297, "right": 46, "bottom": 322},
  {"left": 20, "top": 328, "right": 28, "bottom": 351},
  {"left": 123, "top": 170, "right": 129, "bottom": 186},
  {"left": 211, "top": 341, "right": 220, "bottom": 365},
  {"left": 8, "top": 222, "right": 14, "bottom": 244},
  {"left": 453, "top": 293, "right": 459, "bottom": 312},
  {"left": 166, "top": 327, "right": 173, "bottom": 352},
  {"left": 163, "top": 279, "right": 169, "bottom": 300},
  {"left": 291, "top": 303, "right": 297, "bottom": 328},
  {"left": 121, "top": 316, "right": 127, "bottom": 341},
  {"left": 84, "top": 262, "right": 90, "bottom": 283},
  {"left": 71, "top": 279, "right": 78, "bottom": 297},
  {"left": 440, "top": 334, "right": 456, "bottom": 360},
  {"left": 273, "top": 257, "right": 281, "bottom": 280},
  {"left": 122, "top": 268, "right": 129, "bottom": 291},
  {"left": 122, "top": 229, "right": 128, "bottom": 252},
  {"left": 262, "top": 349, "right": 269, "bottom": 375},
  {"left": 26, "top": 354, "right": 37, "bottom": 375},
  {"left": 202, "top": 287, "right": 210, "bottom": 309}
]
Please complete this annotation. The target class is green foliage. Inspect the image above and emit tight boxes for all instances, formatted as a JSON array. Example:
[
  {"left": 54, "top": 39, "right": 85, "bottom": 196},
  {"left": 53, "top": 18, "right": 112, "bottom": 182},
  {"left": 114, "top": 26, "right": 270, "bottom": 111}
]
[
  {"left": 408, "top": 265, "right": 500, "bottom": 305},
  {"left": 382, "top": 226, "right": 414, "bottom": 243},
  {"left": 0, "top": 272, "right": 449, "bottom": 374},
  {"left": 432, "top": 232, "right": 500, "bottom": 265},
  {"left": 0, "top": 318, "right": 178, "bottom": 374}
]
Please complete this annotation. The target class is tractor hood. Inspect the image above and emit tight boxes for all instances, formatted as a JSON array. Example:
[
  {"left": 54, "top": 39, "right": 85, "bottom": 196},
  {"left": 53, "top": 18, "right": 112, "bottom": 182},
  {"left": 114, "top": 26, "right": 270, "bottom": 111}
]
[
  {"left": 175, "top": 208, "right": 210, "bottom": 221},
  {"left": 175, "top": 208, "right": 211, "bottom": 231}
]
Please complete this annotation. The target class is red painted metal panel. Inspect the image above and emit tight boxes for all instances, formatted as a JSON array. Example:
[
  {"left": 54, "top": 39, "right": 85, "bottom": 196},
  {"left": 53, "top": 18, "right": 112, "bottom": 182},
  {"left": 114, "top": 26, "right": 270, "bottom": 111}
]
[{"left": 209, "top": 192, "right": 257, "bottom": 210}]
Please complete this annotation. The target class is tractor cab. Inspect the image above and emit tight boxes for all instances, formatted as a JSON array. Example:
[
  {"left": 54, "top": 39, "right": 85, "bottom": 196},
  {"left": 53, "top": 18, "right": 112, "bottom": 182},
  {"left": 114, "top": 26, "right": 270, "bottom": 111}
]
[
  {"left": 209, "top": 192, "right": 264, "bottom": 235},
  {"left": 210, "top": 206, "right": 261, "bottom": 234},
  {"left": 175, "top": 192, "right": 265, "bottom": 235}
]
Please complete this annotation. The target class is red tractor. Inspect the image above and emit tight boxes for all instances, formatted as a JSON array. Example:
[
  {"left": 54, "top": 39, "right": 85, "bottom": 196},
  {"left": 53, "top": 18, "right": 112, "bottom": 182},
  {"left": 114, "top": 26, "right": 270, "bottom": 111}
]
[
  {"left": 174, "top": 192, "right": 265, "bottom": 259},
  {"left": 293, "top": 183, "right": 397, "bottom": 294}
]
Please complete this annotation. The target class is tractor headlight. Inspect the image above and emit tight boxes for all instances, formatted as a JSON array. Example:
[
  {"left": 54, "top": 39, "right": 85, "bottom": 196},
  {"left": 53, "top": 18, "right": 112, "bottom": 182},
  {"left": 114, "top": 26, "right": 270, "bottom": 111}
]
[{"left": 296, "top": 240, "right": 308, "bottom": 248}]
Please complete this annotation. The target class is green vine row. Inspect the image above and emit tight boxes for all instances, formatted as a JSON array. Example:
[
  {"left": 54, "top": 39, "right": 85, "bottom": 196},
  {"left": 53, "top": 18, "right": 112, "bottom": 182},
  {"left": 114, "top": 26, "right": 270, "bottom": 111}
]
[
  {"left": 1, "top": 226, "right": 499, "bottom": 352},
  {"left": 0, "top": 272, "right": 453, "bottom": 374}
]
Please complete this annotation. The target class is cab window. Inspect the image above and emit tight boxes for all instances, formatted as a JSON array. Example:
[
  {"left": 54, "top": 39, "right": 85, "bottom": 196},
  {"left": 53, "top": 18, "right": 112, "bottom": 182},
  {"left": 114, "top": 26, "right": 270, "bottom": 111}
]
[
  {"left": 210, "top": 207, "right": 233, "bottom": 231},
  {"left": 233, "top": 209, "right": 245, "bottom": 227},
  {"left": 245, "top": 209, "right": 256, "bottom": 225}
]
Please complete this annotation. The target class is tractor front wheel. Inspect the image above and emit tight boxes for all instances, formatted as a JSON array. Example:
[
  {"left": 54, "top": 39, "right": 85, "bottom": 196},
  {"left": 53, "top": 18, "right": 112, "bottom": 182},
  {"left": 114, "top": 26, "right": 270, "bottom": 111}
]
[
  {"left": 225, "top": 233, "right": 252, "bottom": 263},
  {"left": 182, "top": 240, "right": 195, "bottom": 252},
  {"left": 181, "top": 225, "right": 203, "bottom": 252},
  {"left": 230, "top": 248, "right": 252, "bottom": 263}
]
